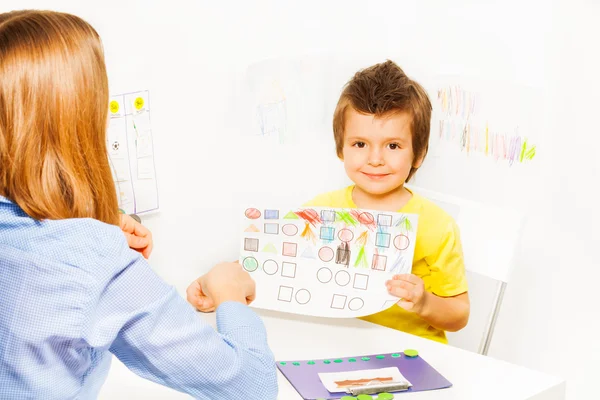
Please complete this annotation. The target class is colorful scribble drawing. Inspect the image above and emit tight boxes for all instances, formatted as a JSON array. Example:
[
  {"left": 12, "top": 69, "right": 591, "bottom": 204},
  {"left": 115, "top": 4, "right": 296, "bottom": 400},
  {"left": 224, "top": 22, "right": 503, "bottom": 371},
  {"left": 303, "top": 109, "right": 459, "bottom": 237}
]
[
  {"left": 436, "top": 85, "right": 537, "bottom": 165},
  {"left": 240, "top": 206, "right": 418, "bottom": 318}
]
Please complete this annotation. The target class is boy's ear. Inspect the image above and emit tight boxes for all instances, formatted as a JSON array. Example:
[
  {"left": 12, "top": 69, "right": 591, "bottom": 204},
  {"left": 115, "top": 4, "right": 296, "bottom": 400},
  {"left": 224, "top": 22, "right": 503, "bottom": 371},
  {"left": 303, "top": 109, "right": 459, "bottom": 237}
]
[{"left": 412, "top": 152, "right": 425, "bottom": 169}]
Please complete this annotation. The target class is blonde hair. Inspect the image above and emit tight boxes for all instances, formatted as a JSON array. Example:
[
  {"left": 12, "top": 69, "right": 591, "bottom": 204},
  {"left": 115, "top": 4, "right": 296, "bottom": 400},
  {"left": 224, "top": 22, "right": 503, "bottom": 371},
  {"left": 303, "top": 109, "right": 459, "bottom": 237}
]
[
  {"left": 0, "top": 10, "right": 119, "bottom": 225},
  {"left": 333, "top": 60, "right": 432, "bottom": 182}
]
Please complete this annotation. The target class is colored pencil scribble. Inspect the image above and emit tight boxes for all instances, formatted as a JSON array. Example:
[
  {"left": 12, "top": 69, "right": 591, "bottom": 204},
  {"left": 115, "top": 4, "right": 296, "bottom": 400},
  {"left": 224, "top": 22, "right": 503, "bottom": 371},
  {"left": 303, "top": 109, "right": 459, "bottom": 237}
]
[
  {"left": 351, "top": 209, "right": 376, "bottom": 231},
  {"left": 300, "top": 222, "right": 317, "bottom": 244},
  {"left": 354, "top": 246, "right": 369, "bottom": 268},
  {"left": 295, "top": 209, "right": 321, "bottom": 226},
  {"left": 335, "top": 210, "right": 359, "bottom": 227},
  {"left": 336, "top": 242, "right": 350, "bottom": 266},
  {"left": 437, "top": 85, "right": 537, "bottom": 165},
  {"left": 390, "top": 254, "right": 406, "bottom": 274},
  {"left": 394, "top": 216, "right": 413, "bottom": 233},
  {"left": 354, "top": 231, "right": 369, "bottom": 268}
]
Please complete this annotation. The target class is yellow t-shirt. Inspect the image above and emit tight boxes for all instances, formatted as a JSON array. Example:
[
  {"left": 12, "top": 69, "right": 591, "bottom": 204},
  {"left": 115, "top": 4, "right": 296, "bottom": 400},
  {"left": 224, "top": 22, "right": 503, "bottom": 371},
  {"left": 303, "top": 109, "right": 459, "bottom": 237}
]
[{"left": 304, "top": 185, "right": 468, "bottom": 344}]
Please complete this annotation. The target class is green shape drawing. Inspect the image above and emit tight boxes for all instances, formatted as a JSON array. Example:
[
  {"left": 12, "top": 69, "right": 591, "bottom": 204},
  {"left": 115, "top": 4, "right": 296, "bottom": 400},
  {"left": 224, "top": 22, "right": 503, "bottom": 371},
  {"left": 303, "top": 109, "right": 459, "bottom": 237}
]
[
  {"left": 520, "top": 139, "right": 527, "bottom": 162},
  {"left": 524, "top": 145, "right": 536, "bottom": 160},
  {"left": 395, "top": 216, "right": 412, "bottom": 232},
  {"left": 262, "top": 243, "right": 277, "bottom": 254},
  {"left": 284, "top": 211, "right": 299, "bottom": 219},
  {"left": 354, "top": 246, "right": 369, "bottom": 268},
  {"left": 335, "top": 210, "right": 358, "bottom": 226}
]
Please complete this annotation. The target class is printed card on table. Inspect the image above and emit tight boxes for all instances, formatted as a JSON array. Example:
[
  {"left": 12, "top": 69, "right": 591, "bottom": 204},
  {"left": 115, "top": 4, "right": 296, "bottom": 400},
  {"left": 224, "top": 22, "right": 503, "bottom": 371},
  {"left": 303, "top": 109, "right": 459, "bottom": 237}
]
[{"left": 239, "top": 207, "right": 418, "bottom": 318}]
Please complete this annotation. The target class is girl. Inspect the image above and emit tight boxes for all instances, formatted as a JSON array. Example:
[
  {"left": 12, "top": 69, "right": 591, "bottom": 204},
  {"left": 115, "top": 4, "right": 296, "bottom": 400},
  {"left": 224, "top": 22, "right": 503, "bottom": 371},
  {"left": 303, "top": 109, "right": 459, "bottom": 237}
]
[{"left": 0, "top": 10, "right": 277, "bottom": 399}]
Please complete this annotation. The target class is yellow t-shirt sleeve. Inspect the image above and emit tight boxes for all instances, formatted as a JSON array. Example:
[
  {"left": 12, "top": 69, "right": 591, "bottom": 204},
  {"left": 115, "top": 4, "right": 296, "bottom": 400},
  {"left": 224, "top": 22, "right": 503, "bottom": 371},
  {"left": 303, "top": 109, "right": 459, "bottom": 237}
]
[{"left": 425, "top": 219, "right": 469, "bottom": 297}]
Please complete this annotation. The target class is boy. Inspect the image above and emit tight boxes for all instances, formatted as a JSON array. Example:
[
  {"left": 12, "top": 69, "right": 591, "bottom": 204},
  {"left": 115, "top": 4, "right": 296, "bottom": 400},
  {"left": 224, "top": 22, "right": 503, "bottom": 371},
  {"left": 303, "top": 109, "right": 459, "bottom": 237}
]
[{"left": 305, "top": 60, "right": 469, "bottom": 343}]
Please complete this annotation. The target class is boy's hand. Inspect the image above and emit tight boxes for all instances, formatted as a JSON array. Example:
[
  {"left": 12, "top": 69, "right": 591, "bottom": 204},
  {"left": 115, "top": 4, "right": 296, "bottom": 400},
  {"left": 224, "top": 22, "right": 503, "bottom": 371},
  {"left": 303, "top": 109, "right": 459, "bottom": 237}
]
[
  {"left": 120, "top": 214, "right": 153, "bottom": 259},
  {"left": 386, "top": 274, "right": 429, "bottom": 314}
]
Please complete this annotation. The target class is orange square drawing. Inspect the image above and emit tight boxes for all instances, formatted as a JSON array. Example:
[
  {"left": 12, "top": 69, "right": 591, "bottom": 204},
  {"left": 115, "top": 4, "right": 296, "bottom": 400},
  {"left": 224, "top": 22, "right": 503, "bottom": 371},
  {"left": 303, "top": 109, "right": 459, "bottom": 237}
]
[
  {"left": 282, "top": 242, "right": 297, "bottom": 257},
  {"left": 372, "top": 254, "right": 387, "bottom": 271}
]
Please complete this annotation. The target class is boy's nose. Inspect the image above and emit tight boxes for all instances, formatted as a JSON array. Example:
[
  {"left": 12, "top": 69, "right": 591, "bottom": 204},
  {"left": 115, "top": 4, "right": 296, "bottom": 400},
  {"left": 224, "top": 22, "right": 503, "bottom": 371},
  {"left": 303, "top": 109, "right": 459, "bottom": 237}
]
[{"left": 368, "top": 150, "right": 385, "bottom": 166}]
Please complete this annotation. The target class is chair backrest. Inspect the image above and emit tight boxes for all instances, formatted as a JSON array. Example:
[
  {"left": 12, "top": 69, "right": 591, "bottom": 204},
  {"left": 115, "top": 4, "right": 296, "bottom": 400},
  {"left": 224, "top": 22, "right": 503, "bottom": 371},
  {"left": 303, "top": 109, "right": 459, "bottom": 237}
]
[
  {"left": 408, "top": 185, "right": 524, "bottom": 283},
  {"left": 407, "top": 185, "right": 525, "bottom": 354}
]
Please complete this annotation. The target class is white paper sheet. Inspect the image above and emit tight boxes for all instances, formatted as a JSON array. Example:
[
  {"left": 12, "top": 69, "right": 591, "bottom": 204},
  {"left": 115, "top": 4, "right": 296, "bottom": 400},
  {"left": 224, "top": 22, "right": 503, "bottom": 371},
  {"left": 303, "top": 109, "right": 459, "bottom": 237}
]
[
  {"left": 239, "top": 207, "right": 418, "bottom": 318},
  {"left": 318, "top": 367, "right": 411, "bottom": 393}
]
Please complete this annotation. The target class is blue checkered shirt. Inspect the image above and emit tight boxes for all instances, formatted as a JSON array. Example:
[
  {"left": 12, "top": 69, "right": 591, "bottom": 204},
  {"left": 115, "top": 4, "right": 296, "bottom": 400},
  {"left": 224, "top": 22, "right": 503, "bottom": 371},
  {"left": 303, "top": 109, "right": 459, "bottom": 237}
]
[{"left": 0, "top": 196, "right": 277, "bottom": 399}]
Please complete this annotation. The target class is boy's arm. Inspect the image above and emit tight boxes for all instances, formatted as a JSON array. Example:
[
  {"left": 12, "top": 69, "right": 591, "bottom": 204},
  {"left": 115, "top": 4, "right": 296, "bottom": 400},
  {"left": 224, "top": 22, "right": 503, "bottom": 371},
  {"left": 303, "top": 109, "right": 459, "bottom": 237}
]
[{"left": 387, "top": 274, "right": 470, "bottom": 331}]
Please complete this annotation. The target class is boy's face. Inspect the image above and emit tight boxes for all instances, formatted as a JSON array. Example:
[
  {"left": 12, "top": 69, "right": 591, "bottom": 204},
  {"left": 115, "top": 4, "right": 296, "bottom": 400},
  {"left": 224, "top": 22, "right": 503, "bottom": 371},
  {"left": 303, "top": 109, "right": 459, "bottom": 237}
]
[{"left": 341, "top": 108, "right": 421, "bottom": 196}]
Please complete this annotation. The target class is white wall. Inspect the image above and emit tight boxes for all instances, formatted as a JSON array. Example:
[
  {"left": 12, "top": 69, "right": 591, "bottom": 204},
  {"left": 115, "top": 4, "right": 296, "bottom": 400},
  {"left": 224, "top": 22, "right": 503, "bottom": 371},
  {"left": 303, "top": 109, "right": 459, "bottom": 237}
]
[{"left": 3, "top": 1, "right": 599, "bottom": 398}]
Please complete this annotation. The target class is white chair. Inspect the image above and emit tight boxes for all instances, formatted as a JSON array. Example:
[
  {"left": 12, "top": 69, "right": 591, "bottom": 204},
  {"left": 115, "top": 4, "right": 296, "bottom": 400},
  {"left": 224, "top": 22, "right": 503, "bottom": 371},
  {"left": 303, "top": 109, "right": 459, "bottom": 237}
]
[{"left": 407, "top": 185, "right": 524, "bottom": 355}]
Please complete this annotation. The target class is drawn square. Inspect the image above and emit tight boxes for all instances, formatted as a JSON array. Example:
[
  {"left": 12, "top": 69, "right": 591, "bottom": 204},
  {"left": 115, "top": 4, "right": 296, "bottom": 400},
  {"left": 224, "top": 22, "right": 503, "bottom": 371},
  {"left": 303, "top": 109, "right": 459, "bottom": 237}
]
[
  {"left": 281, "top": 262, "right": 297, "bottom": 278},
  {"left": 375, "top": 233, "right": 391, "bottom": 247},
  {"left": 321, "top": 210, "right": 336, "bottom": 222},
  {"left": 353, "top": 273, "right": 369, "bottom": 290},
  {"left": 331, "top": 294, "right": 347, "bottom": 309},
  {"left": 282, "top": 242, "right": 298, "bottom": 257},
  {"left": 244, "top": 238, "right": 259, "bottom": 252},
  {"left": 372, "top": 254, "right": 387, "bottom": 271},
  {"left": 264, "top": 223, "right": 279, "bottom": 234},
  {"left": 336, "top": 248, "right": 351, "bottom": 265},
  {"left": 377, "top": 214, "right": 392, "bottom": 227},
  {"left": 278, "top": 286, "right": 293, "bottom": 302},
  {"left": 264, "top": 209, "right": 279, "bottom": 219},
  {"left": 320, "top": 226, "right": 335, "bottom": 241}
]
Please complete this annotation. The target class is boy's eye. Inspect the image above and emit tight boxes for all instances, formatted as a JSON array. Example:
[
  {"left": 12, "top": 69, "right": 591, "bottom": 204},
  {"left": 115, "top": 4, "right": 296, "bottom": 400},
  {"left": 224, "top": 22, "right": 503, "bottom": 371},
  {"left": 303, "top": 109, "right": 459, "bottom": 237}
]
[
  {"left": 388, "top": 143, "right": 400, "bottom": 150},
  {"left": 353, "top": 142, "right": 366, "bottom": 148}
]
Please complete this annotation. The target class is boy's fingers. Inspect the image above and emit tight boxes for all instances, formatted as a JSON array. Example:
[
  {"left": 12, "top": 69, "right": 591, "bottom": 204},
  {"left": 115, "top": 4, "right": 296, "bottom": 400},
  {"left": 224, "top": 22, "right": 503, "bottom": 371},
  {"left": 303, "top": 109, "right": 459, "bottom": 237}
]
[
  {"left": 388, "top": 286, "right": 412, "bottom": 301},
  {"left": 396, "top": 300, "right": 414, "bottom": 311},
  {"left": 393, "top": 274, "right": 421, "bottom": 284}
]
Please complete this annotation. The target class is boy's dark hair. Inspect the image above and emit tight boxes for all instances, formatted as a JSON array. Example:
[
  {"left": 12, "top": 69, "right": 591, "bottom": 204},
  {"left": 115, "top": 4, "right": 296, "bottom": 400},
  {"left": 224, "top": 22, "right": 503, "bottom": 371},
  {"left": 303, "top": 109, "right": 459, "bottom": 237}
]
[{"left": 333, "top": 60, "right": 432, "bottom": 181}]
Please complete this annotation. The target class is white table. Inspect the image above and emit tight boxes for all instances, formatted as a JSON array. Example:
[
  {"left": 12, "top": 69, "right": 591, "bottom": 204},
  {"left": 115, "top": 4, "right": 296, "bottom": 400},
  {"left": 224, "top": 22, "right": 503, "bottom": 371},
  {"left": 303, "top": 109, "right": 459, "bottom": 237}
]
[{"left": 100, "top": 309, "right": 565, "bottom": 400}]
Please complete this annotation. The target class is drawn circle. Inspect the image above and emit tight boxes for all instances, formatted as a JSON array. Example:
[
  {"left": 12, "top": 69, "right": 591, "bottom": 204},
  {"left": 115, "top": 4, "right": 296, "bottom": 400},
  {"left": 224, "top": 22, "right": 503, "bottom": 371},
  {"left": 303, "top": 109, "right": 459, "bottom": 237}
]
[
  {"left": 335, "top": 270, "right": 351, "bottom": 286},
  {"left": 358, "top": 212, "right": 374, "bottom": 225},
  {"left": 317, "top": 267, "right": 333, "bottom": 283},
  {"left": 244, "top": 208, "right": 261, "bottom": 219},
  {"left": 303, "top": 209, "right": 319, "bottom": 220},
  {"left": 338, "top": 228, "right": 354, "bottom": 242},
  {"left": 295, "top": 289, "right": 311, "bottom": 305},
  {"left": 109, "top": 100, "right": 120, "bottom": 114},
  {"left": 134, "top": 97, "right": 144, "bottom": 110},
  {"left": 282, "top": 224, "right": 298, "bottom": 236},
  {"left": 394, "top": 234, "right": 410, "bottom": 250},
  {"left": 348, "top": 297, "right": 364, "bottom": 311},
  {"left": 318, "top": 246, "right": 334, "bottom": 262},
  {"left": 262, "top": 259, "right": 278, "bottom": 275},
  {"left": 242, "top": 257, "right": 258, "bottom": 272}
]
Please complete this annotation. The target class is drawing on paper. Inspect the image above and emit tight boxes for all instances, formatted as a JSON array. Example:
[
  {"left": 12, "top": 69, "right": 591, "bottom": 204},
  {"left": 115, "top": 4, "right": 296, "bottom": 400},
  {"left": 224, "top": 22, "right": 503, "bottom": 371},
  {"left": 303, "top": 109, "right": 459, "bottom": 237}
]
[
  {"left": 107, "top": 90, "right": 159, "bottom": 214},
  {"left": 239, "top": 206, "right": 418, "bottom": 318},
  {"left": 435, "top": 85, "right": 537, "bottom": 165},
  {"left": 318, "top": 367, "right": 411, "bottom": 393}
]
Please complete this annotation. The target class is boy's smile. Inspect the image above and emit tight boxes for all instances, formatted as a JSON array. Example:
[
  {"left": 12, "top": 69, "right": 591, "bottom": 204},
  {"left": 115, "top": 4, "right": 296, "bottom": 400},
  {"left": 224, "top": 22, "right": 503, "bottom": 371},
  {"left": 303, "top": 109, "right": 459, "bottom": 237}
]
[{"left": 341, "top": 108, "right": 423, "bottom": 207}]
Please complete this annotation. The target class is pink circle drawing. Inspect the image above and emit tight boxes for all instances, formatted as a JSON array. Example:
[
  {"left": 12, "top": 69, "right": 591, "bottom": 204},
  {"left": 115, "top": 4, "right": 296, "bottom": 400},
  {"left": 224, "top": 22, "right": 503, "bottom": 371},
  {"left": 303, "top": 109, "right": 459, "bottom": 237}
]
[
  {"left": 394, "top": 234, "right": 410, "bottom": 250},
  {"left": 318, "top": 246, "right": 334, "bottom": 262},
  {"left": 338, "top": 228, "right": 354, "bottom": 242},
  {"left": 304, "top": 209, "right": 319, "bottom": 220},
  {"left": 282, "top": 224, "right": 299, "bottom": 236},
  {"left": 358, "top": 212, "right": 374, "bottom": 225},
  {"left": 245, "top": 208, "right": 261, "bottom": 219}
]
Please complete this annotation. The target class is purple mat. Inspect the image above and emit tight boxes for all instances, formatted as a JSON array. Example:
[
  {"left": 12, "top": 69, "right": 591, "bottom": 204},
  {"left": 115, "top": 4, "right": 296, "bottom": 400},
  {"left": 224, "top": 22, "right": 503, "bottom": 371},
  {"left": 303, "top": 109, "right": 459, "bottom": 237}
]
[{"left": 277, "top": 351, "right": 452, "bottom": 399}]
